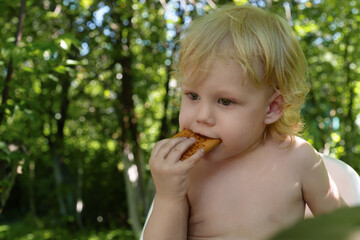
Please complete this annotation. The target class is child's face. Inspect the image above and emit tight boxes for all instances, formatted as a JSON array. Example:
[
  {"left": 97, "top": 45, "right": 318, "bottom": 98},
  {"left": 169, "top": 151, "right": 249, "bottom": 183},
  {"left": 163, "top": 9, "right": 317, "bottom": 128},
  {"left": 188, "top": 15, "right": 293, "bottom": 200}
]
[{"left": 179, "top": 59, "right": 273, "bottom": 162}]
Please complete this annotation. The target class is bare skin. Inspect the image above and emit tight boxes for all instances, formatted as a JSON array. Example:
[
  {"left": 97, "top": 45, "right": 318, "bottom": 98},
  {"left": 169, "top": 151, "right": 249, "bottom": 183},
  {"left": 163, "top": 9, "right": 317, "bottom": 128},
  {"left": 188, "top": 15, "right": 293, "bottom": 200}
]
[
  {"left": 143, "top": 60, "right": 346, "bottom": 240},
  {"left": 187, "top": 135, "right": 345, "bottom": 240}
]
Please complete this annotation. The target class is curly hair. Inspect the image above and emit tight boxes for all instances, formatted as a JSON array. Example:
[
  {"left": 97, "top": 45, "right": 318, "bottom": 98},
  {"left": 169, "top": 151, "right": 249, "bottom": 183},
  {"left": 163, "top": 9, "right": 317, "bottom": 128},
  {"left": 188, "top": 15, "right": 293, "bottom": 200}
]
[{"left": 173, "top": 4, "right": 309, "bottom": 141}]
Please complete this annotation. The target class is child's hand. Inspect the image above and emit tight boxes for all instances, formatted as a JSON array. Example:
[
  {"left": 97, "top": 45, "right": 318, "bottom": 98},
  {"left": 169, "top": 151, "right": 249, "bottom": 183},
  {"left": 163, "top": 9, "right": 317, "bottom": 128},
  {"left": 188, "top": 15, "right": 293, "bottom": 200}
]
[{"left": 149, "top": 137, "right": 204, "bottom": 201}]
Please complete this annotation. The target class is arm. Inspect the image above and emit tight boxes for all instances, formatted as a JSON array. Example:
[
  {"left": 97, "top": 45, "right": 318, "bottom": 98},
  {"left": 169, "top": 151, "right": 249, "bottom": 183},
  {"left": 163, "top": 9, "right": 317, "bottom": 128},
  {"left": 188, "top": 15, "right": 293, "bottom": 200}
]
[
  {"left": 143, "top": 137, "right": 204, "bottom": 240},
  {"left": 301, "top": 146, "right": 347, "bottom": 215},
  {"left": 144, "top": 195, "right": 189, "bottom": 240}
]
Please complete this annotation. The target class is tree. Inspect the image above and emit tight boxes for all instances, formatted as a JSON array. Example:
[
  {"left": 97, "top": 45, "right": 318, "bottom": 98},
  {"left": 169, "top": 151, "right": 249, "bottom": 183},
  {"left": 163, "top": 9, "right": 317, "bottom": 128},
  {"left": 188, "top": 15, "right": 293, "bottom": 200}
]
[
  {"left": 1, "top": 1, "right": 359, "bottom": 239},
  {"left": 0, "top": 0, "right": 27, "bottom": 215}
]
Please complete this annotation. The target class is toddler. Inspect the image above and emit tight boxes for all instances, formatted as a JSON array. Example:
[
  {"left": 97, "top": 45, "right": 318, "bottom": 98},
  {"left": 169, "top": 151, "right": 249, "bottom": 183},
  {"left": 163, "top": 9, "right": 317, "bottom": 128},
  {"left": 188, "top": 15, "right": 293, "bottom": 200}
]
[{"left": 143, "top": 4, "right": 346, "bottom": 240}]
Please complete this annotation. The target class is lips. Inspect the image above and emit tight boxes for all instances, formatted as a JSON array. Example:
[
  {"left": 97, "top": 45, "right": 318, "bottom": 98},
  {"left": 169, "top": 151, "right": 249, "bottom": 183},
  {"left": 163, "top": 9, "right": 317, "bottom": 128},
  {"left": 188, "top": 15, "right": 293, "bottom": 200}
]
[{"left": 190, "top": 129, "right": 217, "bottom": 140}]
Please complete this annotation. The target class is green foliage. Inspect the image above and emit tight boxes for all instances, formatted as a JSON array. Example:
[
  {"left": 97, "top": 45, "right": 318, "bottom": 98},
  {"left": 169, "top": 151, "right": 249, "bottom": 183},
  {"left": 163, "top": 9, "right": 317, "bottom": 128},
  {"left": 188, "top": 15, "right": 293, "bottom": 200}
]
[
  {"left": 294, "top": 0, "right": 360, "bottom": 167},
  {"left": 0, "top": 217, "right": 135, "bottom": 240},
  {"left": 1, "top": 0, "right": 360, "bottom": 238},
  {"left": 271, "top": 206, "right": 360, "bottom": 240}
]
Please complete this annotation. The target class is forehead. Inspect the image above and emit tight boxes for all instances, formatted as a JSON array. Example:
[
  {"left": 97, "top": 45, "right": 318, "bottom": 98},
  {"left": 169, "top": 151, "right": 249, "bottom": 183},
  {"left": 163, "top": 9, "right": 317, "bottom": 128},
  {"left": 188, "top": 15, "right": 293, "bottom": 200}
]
[
  {"left": 182, "top": 58, "right": 262, "bottom": 88},
  {"left": 182, "top": 60, "right": 245, "bottom": 92},
  {"left": 182, "top": 59, "right": 272, "bottom": 97}
]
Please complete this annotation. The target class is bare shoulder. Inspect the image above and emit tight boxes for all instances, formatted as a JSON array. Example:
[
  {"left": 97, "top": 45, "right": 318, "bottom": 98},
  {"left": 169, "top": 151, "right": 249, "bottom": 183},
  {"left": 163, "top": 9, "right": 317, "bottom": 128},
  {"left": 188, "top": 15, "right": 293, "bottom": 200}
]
[
  {"left": 289, "top": 136, "right": 347, "bottom": 214},
  {"left": 269, "top": 135, "right": 317, "bottom": 158},
  {"left": 269, "top": 135, "right": 321, "bottom": 174},
  {"left": 286, "top": 136, "right": 320, "bottom": 165}
]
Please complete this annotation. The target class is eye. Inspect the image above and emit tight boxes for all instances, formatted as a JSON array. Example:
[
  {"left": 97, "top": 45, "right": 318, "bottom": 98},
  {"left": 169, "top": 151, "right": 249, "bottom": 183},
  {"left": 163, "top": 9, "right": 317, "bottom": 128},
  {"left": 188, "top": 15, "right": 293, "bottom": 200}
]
[
  {"left": 187, "top": 93, "right": 200, "bottom": 101},
  {"left": 218, "top": 98, "right": 232, "bottom": 106}
]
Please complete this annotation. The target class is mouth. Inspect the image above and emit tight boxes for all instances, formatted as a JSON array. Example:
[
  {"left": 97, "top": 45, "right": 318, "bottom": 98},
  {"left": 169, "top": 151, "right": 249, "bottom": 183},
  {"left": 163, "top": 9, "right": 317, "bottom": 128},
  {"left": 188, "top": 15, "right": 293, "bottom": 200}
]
[
  {"left": 174, "top": 129, "right": 221, "bottom": 160},
  {"left": 191, "top": 130, "right": 221, "bottom": 142}
]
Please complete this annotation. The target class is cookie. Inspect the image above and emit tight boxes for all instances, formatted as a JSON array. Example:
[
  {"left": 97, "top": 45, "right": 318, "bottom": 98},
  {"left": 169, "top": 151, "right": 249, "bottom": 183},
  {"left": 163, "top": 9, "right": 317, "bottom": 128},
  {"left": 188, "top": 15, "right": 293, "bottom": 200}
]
[{"left": 172, "top": 129, "right": 221, "bottom": 160}]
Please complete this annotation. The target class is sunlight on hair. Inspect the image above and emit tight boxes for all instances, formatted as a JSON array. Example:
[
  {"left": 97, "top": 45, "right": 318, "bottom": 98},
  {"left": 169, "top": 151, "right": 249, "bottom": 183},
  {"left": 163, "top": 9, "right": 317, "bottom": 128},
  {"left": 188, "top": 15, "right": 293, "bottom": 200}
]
[{"left": 169, "top": 78, "right": 178, "bottom": 88}]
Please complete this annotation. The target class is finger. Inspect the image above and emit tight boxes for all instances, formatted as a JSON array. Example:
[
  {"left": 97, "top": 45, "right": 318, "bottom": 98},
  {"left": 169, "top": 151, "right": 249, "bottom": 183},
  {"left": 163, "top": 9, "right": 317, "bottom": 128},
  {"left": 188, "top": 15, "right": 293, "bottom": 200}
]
[
  {"left": 164, "top": 137, "right": 197, "bottom": 162},
  {"left": 152, "top": 139, "right": 170, "bottom": 156},
  {"left": 178, "top": 148, "right": 205, "bottom": 173},
  {"left": 157, "top": 137, "right": 190, "bottom": 161}
]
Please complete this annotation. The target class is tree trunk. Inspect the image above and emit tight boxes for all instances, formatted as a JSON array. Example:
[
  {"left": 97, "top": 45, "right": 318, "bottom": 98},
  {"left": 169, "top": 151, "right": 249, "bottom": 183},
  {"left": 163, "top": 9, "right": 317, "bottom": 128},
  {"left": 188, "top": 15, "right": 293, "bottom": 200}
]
[
  {"left": 48, "top": 73, "right": 71, "bottom": 217},
  {"left": 117, "top": 50, "right": 146, "bottom": 239},
  {"left": 109, "top": 1, "right": 147, "bottom": 236},
  {"left": 122, "top": 143, "right": 143, "bottom": 237},
  {"left": 0, "top": 0, "right": 27, "bottom": 215},
  {"left": 0, "top": 0, "right": 27, "bottom": 125},
  {"left": 159, "top": 65, "right": 172, "bottom": 140},
  {"left": 51, "top": 152, "right": 68, "bottom": 216},
  {"left": 28, "top": 156, "right": 36, "bottom": 218},
  {"left": 76, "top": 157, "right": 84, "bottom": 229},
  {"left": 0, "top": 160, "right": 18, "bottom": 215}
]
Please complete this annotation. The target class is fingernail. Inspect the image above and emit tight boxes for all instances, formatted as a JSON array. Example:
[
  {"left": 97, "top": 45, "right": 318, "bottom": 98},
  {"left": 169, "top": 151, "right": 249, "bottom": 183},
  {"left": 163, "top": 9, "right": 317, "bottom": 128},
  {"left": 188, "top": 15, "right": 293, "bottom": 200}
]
[{"left": 189, "top": 137, "right": 196, "bottom": 142}]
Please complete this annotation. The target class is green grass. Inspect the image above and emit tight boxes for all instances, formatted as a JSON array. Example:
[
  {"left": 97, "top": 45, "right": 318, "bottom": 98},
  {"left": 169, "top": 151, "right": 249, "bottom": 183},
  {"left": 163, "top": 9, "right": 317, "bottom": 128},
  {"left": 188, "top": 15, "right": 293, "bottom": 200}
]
[{"left": 0, "top": 218, "right": 136, "bottom": 240}]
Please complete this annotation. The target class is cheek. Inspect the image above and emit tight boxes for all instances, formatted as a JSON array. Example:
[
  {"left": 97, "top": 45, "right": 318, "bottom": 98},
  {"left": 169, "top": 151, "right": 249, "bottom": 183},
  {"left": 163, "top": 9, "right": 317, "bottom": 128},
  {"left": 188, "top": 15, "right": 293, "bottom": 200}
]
[
  {"left": 178, "top": 105, "right": 191, "bottom": 129},
  {"left": 219, "top": 114, "right": 265, "bottom": 143}
]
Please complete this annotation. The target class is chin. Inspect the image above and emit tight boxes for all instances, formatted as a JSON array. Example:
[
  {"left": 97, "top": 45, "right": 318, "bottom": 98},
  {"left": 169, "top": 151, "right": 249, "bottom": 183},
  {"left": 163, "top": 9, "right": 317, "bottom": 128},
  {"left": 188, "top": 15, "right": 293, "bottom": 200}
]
[{"left": 202, "top": 149, "right": 223, "bottom": 162}]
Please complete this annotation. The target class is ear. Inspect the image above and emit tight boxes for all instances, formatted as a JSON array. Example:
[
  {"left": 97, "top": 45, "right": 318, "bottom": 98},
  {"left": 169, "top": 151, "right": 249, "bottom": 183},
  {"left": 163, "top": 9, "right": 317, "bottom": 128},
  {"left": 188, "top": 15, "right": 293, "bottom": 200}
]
[{"left": 264, "top": 91, "right": 284, "bottom": 125}]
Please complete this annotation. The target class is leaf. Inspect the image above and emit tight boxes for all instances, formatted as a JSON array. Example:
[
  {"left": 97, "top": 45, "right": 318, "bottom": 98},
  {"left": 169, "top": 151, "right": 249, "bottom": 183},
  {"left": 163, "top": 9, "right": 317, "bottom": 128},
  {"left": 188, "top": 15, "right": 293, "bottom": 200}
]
[
  {"left": 54, "top": 65, "right": 67, "bottom": 74},
  {"left": 80, "top": 0, "right": 94, "bottom": 9},
  {"left": 22, "top": 66, "right": 34, "bottom": 72},
  {"left": 24, "top": 99, "right": 46, "bottom": 114},
  {"left": 0, "top": 152, "right": 11, "bottom": 163},
  {"left": 30, "top": 41, "right": 58, "bottom": 52},
  {"left": 57, "top": 34, "right": 82, "bottom": 51},
  {"left": 59, "top": 39, "right": 70, "bottom": 51},
  {"left": 0, "top": 141, "right": 7, "bottom": 150},
  {"left": 66, "top": 59, "right": 80, "bottom": 65},
  {"left": 6, "top": 37, "right": 15, "bottom": 43},
  {"left": 271, "top": 206, "right": 360, "bottom": 240}
]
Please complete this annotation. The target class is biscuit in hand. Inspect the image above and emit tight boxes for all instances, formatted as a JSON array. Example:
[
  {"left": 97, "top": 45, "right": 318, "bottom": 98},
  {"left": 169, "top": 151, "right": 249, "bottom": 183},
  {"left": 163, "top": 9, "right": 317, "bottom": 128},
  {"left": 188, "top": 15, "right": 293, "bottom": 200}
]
[{"left": 172, "top": 129, "right": 221, "bottom": 160}]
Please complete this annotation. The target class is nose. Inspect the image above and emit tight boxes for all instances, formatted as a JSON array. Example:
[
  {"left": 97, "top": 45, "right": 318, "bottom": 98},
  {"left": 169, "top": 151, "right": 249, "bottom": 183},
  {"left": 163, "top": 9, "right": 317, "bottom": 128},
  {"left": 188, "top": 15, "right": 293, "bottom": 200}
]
[{"left": 196, "top": 102, "right": 215, "bottom": 126}]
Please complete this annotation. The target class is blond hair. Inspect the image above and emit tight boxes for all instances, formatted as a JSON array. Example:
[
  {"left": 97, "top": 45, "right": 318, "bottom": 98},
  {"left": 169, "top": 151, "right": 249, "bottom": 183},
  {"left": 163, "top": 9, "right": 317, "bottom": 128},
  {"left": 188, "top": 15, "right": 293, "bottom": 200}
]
[{"left": 173, "top": 4, "right": 309, "bottom": 141}]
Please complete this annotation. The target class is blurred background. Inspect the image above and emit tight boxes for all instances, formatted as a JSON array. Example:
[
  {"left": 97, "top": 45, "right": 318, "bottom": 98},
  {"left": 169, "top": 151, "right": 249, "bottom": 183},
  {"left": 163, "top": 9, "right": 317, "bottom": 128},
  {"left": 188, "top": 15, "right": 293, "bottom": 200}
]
[{"left": 0, "top": 0, "right": 359, "bottom": 239}]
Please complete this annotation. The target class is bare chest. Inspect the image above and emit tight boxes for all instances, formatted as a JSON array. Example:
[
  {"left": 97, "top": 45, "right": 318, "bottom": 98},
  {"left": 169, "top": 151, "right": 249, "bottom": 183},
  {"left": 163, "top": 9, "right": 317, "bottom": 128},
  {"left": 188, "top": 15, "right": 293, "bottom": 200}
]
[{"left": 187, "top": 158, "right": 305, "bottom": 239}]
